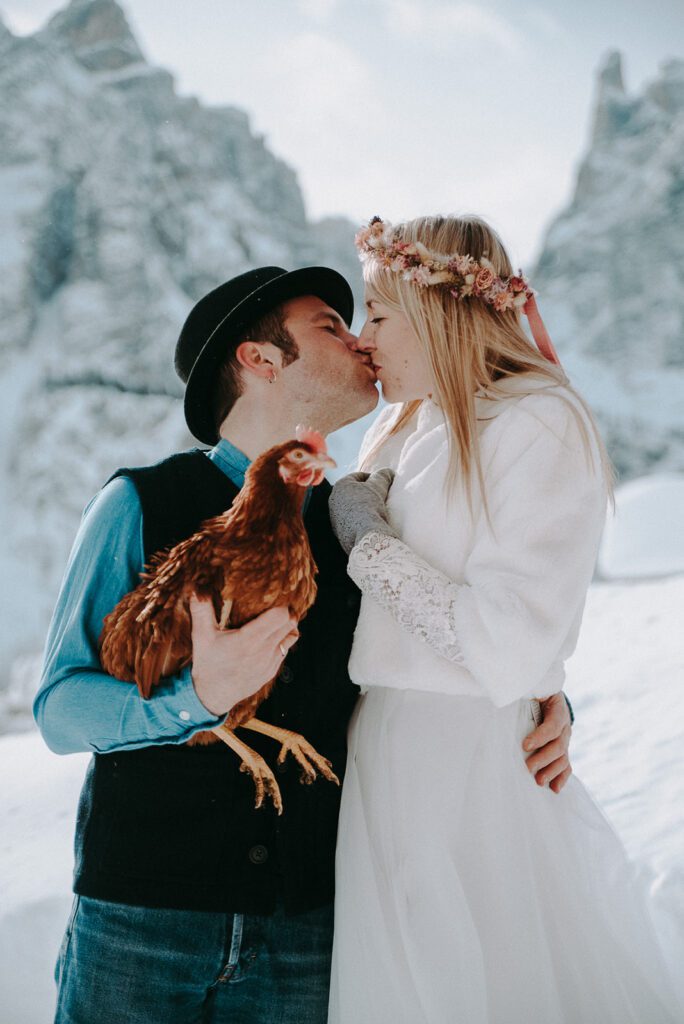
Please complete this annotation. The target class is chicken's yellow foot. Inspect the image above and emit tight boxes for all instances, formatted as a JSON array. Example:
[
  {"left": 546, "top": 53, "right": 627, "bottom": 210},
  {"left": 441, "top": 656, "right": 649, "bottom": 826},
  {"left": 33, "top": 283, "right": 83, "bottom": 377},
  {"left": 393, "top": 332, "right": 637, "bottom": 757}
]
[
  {"left": 212, "top": 723, "right": 283, "bottom": 814},
  {"left": 241, "top": 718, "right": 340, "bottom": 788}
]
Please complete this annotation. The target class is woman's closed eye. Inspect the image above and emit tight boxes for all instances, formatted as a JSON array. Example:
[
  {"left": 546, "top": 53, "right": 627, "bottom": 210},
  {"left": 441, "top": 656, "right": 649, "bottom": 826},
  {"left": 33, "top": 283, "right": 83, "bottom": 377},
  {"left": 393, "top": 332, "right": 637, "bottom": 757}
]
[{"left": 370, "top": 317, "right": 384, "bottom": 325}]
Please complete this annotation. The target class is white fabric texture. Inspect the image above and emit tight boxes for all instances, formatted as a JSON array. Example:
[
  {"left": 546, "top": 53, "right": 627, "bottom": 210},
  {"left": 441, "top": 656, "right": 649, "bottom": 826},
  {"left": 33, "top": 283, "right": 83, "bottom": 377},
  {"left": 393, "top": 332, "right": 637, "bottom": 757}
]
[
  {"left": 347, "top": 379, "right": 607, "bottom": 707},
  {"left": 329, "top": 379, "right": 681, "bottom": 1023}
]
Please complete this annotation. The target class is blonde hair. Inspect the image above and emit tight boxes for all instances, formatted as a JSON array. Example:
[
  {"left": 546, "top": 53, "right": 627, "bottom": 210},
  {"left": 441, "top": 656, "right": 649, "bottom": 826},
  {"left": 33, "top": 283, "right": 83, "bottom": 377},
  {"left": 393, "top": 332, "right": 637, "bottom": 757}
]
[{"left": 360, "top": 214, "right": 613, "bottom": 505}]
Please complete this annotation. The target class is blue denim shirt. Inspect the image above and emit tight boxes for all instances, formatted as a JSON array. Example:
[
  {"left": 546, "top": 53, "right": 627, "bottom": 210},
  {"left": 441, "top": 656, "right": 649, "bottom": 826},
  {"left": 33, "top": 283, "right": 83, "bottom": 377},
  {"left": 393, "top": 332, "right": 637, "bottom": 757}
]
[{"left": 34, "top": 439, "right": 285, "bottom": 755}]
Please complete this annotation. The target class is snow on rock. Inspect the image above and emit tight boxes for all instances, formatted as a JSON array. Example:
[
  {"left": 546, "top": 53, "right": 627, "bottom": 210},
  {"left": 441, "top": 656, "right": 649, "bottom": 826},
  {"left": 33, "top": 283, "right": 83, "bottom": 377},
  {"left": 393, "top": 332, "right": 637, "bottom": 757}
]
[
  {"left": 2, "top": 575, "right": 682, "bottom": 1022},
  {"left": 599, "top": 473, "right": 684, "bottom": 579},
  {"left": 0, "top": 0, "right": 360, "bottom": 689},
  {"left": 532, "top": 51, "right": 684, "bottom": 480}
]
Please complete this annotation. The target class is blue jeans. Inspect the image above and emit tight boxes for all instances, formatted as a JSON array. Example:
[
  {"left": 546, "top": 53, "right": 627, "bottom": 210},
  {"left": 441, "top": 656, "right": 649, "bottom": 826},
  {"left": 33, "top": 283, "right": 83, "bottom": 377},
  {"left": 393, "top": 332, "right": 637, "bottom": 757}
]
[{"left": 54, "top": 895, "right": 334, "bottom": 1023}]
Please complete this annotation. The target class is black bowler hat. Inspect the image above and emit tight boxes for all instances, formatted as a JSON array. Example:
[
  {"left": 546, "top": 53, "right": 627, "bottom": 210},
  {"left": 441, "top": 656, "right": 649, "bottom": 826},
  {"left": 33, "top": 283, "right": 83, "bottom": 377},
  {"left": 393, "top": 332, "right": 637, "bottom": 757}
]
[{"left": 175, "top": 266, "right": 354, "bottom": 445}]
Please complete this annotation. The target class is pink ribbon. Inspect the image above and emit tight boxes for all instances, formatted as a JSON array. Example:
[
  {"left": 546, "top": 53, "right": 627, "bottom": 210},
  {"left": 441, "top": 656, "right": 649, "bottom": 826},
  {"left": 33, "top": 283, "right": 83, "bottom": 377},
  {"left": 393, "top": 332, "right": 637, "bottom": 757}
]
[{"left": 523, "top": 294, "right": 561, "bottom": 366}]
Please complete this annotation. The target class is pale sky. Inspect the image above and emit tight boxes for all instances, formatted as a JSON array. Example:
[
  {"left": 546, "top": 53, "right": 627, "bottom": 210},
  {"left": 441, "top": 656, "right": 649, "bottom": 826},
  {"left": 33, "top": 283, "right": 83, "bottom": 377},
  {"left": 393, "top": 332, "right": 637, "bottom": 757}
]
[{"left": 3, "top": 0, "right": 684, "bottom": 267}]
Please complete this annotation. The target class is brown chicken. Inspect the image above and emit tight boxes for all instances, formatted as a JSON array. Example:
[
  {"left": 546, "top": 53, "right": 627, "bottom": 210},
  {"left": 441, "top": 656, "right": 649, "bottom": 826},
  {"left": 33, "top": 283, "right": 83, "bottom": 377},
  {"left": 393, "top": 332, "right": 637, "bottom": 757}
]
[{"left": 100, "top": 425, "right": 338, "bottom": 814}]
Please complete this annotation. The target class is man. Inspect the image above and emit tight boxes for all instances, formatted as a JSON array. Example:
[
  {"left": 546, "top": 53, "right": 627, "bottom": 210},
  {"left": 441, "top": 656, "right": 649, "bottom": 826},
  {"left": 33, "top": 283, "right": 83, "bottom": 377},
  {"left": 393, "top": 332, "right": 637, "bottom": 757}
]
[{"left": 35, "top": 265, "right": 573, "bottom": 1023}]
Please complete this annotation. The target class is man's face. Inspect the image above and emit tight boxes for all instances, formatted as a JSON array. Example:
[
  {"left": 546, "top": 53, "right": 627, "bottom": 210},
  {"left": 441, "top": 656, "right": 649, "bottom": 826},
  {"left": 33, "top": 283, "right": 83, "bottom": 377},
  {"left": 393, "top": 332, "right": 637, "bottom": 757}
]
[{"left": 278, "top": 295, "right": 379, "bottom": 430}]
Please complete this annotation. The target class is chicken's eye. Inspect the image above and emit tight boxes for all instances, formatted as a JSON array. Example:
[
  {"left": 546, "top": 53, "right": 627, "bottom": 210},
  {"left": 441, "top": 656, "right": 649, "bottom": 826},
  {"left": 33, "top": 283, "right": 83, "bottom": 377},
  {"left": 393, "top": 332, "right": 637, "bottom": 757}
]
[{"left": 292, "top": 450, "right": 305, "bottom": 460}]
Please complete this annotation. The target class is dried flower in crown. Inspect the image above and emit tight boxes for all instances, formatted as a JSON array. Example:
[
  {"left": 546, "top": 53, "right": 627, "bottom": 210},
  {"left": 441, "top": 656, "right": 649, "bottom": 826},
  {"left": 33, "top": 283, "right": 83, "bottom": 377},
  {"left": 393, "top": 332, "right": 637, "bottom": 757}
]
[{"left": 354, "top": 216, "right": 535, "bottom": 311}]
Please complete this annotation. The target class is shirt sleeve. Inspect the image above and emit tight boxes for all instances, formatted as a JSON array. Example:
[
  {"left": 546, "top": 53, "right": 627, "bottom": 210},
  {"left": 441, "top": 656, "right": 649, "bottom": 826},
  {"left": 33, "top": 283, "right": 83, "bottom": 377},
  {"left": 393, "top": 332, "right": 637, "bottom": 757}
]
[
  {"left": 33, "top": 476, "right": 224, "bottom": 755},
  {"left": 347, "top": 394, "right": 607, "bottom": 707}
]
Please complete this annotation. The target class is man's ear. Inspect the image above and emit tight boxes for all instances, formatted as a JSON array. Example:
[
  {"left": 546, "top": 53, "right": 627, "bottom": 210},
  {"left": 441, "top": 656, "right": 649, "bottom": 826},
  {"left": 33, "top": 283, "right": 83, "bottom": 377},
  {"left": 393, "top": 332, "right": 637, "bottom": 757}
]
[{"left": 234, "top": 341, "right": 280, "bottom": 380}]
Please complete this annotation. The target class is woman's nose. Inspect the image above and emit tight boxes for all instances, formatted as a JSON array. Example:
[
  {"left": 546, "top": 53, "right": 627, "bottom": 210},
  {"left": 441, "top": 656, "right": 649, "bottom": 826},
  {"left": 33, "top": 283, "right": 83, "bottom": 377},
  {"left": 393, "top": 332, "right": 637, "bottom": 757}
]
[{"left": 357, "top": 322, "right": 375, "bottom": 351}]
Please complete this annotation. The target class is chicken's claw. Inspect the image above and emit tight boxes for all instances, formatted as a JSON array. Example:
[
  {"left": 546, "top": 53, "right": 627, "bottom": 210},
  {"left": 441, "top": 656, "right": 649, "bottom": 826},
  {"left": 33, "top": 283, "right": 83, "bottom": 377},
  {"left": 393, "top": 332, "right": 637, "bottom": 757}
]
[
  {"left": 241, "top": 719, "right": 340, "bottom": 789},
  {"left": 275, "top": 731, "right": 340, "bottom": 788},
  {"left": 212, "top": 723, "right": 284, "bottom": 815},
  {"left": 239, "top": 757, "right": 283, "bottom": 815}
]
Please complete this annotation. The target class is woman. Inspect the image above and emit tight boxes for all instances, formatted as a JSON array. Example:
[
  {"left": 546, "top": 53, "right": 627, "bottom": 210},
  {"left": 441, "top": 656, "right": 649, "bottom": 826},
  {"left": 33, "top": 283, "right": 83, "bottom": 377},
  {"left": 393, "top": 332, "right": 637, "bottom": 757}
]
[{"left": 327, "top": 215, "right": 680, "bottom": 1023}]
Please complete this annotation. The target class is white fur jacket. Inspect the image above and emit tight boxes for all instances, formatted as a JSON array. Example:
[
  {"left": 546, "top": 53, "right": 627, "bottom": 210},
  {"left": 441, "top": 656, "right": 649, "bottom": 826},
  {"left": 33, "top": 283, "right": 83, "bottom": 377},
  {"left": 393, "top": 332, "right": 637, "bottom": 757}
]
[{"left": 346, "top": 376, "right": 608, "bottom": 708}]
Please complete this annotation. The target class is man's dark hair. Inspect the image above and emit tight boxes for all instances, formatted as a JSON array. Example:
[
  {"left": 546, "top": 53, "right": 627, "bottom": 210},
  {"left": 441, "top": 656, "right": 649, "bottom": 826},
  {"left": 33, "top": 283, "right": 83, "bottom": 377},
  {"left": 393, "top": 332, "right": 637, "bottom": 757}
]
[{"left": 211, "top": 304, "right": 299, "bottom": 433}]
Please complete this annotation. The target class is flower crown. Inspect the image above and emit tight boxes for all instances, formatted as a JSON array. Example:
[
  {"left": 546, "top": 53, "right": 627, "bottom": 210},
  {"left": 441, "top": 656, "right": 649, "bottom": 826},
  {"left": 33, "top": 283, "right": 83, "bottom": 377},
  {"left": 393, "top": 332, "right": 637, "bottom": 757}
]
[{"left": 355, "top": 216, "right": 535, "bottom": 313}]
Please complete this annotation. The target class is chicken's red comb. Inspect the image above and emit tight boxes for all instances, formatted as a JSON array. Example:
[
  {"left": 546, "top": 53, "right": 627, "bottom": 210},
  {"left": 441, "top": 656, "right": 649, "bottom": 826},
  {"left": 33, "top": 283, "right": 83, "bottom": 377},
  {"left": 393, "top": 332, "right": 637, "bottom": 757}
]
[{"left": 295, "top": 424, "right": 327, "bottom": 454}]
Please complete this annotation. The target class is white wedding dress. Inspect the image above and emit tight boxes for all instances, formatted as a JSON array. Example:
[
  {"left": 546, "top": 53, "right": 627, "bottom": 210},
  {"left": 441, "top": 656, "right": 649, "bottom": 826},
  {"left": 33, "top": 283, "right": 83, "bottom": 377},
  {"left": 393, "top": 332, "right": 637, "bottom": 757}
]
[{"left": 328, "top": 382, "right": 681, "bottom": 1024}]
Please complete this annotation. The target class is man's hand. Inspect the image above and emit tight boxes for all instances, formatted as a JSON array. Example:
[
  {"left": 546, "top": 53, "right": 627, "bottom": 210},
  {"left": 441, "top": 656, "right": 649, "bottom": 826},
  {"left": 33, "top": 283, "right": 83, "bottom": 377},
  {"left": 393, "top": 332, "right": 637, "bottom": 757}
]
[
  {"left": 189, "top": 597, "right": 298, "bottom": 716},
  {"left": 522, "top": 692, "right": 572, "bottom": 794}
]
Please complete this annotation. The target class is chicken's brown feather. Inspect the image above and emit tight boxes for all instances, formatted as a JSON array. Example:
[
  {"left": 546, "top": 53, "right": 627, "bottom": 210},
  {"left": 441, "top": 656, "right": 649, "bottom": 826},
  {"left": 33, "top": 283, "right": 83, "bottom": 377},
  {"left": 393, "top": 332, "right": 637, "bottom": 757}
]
[{"left": 100, "top": 439, "right": 322, "bottom": 745}]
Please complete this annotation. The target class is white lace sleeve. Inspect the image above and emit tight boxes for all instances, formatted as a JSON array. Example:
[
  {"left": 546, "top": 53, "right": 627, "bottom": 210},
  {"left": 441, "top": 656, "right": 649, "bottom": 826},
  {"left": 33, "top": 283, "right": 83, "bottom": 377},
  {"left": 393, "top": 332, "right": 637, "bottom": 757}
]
[{"left": 347, "top": 531, "right": 466, "bottom": 664}]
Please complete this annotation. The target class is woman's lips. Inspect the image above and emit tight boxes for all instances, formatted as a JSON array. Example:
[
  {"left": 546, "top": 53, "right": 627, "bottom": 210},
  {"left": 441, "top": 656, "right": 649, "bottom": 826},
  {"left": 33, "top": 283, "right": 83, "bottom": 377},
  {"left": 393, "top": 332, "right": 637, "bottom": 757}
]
[{"left": 355, "top": 354, "right": 378, "bottom": 377}]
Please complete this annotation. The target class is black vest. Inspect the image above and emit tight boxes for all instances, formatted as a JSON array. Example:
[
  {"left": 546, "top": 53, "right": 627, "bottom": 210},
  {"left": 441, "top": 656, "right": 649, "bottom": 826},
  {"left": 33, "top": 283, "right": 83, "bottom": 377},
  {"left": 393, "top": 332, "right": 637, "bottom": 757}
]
[{"left": 72, "top": 450, "right": 361, "bottom": 915}]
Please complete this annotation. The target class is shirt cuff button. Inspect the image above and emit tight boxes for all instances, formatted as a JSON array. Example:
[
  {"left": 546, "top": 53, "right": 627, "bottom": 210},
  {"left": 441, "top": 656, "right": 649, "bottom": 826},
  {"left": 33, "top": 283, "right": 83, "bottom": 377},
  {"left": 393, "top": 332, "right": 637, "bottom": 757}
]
[{"left": 179, "top": 710, "right": 191, "bottom": 721}]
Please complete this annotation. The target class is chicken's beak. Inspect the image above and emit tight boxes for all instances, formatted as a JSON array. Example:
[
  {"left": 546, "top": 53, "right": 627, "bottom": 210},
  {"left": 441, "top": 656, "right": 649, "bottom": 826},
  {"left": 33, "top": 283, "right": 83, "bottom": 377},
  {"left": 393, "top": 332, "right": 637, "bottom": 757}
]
[{"left": 296, "top": 451, "right": 337, "bottom": 488}]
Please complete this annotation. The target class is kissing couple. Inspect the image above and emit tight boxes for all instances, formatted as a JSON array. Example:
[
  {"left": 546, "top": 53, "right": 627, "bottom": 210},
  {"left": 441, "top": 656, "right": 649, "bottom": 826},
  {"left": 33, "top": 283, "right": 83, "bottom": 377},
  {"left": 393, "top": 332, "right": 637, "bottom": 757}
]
[{"left": 37, "top": 213, "right": 680, "bottom": 1022}]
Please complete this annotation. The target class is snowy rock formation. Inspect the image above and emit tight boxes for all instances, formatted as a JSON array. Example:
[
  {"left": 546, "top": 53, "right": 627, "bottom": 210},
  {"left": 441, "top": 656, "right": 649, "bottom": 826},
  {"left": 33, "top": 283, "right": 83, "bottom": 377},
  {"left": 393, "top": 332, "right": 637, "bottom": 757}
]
[
  {"left": 0, "top": 0, "right": 359, "bottom": 689},
  {"left": 533, "top": 52, "right": 684, "bottom": 479}
]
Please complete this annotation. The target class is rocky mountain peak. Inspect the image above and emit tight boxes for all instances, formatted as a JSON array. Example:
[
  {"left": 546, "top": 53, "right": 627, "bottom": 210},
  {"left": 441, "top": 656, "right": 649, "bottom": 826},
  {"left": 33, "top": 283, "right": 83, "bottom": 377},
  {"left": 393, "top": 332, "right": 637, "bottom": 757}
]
[
  {"left": 44, "top": 0, "right": 145, "bottom": 72},
  {"left": 0, "top": 12, "right": 13, "bottom": 41},
  {"left": 533, "top": 53, "right": 684, "bottom": 479},
  {"left": 599, "top": 49, "right": 625, "bottom": 92},
  {"left": 646, "top": 57, "right": 684, "bottom": 115},
  {"left": 591, "top": 50, "right": 633, "bottom": 144}
]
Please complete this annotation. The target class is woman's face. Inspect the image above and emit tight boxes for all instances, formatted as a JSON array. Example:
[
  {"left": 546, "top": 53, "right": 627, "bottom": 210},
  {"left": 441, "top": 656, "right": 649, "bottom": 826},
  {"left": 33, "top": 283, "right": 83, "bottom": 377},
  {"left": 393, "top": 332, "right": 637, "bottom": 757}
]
[{"left": 357, "top": 291, "right": 435, "bottom": 403}]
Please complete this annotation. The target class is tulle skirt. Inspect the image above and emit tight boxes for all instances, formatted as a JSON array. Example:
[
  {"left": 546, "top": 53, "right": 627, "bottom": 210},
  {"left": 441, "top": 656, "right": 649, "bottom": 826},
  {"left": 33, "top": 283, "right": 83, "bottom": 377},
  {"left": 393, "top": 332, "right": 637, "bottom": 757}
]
[{"left": 328, "top": 689, "right": 681, "bottom": 1024}]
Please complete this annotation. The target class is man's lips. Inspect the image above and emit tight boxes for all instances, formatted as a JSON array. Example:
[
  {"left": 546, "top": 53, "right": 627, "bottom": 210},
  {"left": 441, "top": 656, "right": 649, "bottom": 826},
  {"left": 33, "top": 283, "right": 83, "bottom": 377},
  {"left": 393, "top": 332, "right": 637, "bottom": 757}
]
[{"left": 351, "top": 351, "right": 379, "bottom": 378}]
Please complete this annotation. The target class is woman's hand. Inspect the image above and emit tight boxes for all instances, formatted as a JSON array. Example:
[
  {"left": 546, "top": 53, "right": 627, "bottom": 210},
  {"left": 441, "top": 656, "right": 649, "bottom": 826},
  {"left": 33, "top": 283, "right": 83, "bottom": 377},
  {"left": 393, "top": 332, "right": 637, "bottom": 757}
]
[
  {"left": 522, "top": 692, "right": 573, "bottom": 793},
  {"left": 329, "top": 469, "right": 397, "bottom": 555}
]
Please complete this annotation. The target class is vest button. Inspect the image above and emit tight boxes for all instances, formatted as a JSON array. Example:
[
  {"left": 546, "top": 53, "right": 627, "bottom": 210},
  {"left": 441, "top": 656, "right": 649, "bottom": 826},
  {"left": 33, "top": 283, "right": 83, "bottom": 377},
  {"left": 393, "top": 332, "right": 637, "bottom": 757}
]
[
  {"left": 248, "top": 844, "right": 269, "bottom": 865},
  {"left": 280, "top": 666, "right": 293, "bottom": 683}
]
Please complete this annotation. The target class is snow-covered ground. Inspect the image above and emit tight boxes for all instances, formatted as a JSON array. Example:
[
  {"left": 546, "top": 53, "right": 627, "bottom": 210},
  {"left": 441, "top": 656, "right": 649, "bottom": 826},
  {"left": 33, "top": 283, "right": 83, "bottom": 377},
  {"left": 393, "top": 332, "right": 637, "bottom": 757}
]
[
  {"left": 565, "top": 575, "right": 684, "bottom": 997},
  {"left": 0, "top": 735, "right": 88, "bottom": 1023}
]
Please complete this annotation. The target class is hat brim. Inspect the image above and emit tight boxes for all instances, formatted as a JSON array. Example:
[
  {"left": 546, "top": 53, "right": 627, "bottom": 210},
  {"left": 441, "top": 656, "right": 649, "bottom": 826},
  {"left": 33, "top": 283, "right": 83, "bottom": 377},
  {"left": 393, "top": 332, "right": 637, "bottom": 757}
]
[{"left": 184, "top": 266, "right": 354, "bottom": 446}]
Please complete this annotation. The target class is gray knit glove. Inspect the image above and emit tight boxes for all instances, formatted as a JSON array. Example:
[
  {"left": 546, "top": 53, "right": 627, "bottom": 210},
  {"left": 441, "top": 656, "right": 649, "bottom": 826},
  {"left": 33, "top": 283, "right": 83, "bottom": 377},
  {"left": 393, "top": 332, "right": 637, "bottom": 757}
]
[{"left": 329, "top": 469, "right": 397, "bottom": 556}]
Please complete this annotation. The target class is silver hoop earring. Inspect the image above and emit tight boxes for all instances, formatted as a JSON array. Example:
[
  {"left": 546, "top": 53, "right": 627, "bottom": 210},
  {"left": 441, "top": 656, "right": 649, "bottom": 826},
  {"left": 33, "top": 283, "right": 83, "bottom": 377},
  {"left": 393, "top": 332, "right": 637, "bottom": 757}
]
[{"left": 269, "top": 373, "right": 277, "bottom": 384}]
